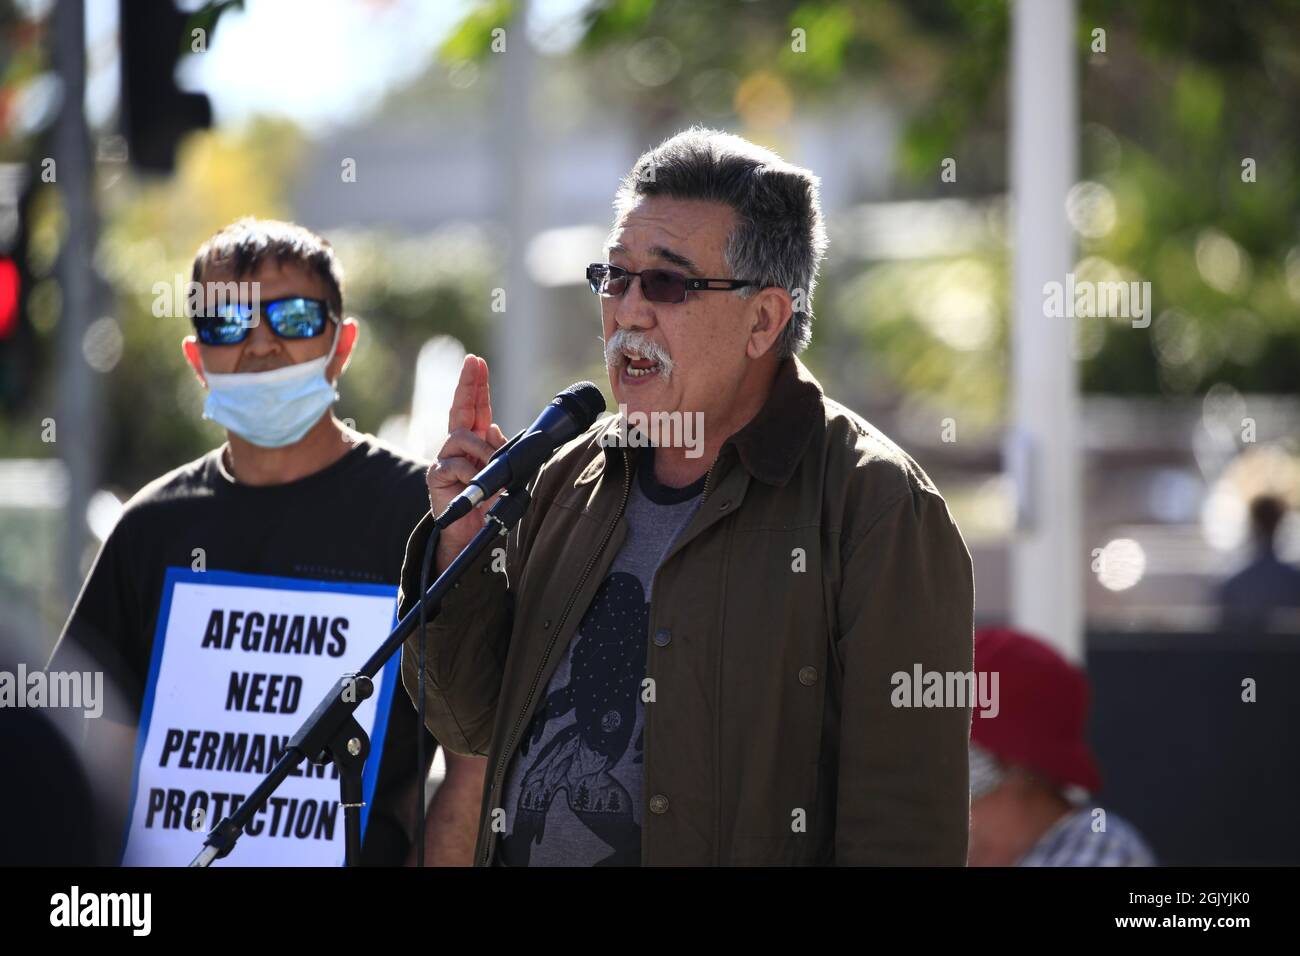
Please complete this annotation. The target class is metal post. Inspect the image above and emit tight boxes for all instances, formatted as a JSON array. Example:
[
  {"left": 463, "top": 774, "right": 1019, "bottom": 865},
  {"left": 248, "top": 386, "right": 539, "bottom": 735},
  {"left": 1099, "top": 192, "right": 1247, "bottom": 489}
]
[
  {"left": 52, "top": 0, "right": 98, "bottom": 605},
  {"left": 1009, "top": 0, "right": 1081, "bottom": 659}
]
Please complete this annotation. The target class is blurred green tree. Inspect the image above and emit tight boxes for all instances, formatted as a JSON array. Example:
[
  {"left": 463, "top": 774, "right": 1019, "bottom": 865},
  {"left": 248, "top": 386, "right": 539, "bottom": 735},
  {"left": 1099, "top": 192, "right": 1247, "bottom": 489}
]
[{"left": 444, "top": 0, "right": 1300, "bottom": 427}]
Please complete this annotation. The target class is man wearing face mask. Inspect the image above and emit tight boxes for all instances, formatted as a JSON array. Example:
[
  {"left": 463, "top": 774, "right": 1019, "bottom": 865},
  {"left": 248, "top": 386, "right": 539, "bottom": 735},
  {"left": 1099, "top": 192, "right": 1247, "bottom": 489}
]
[{"left": 48, "top": 218, "right": 485, "bottom": 866}]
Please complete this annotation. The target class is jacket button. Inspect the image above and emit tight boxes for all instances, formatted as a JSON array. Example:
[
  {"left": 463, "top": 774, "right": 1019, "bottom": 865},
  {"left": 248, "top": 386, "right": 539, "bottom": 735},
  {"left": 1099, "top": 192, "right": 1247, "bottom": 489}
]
[
  {"left": 649, "top": 794, "right": 669, "bottom": 814},
  {"left": 653, "top": 628, "right": 671, "bottom": 647},
  {"left": 719, "top": 500, "right": 730, "bottom": 512},
  {"left": 798, "top": 666, "right": 818, "bottom": 686},
  {"left": 543, "top": 619, "right": 551, "bottom": 630}
]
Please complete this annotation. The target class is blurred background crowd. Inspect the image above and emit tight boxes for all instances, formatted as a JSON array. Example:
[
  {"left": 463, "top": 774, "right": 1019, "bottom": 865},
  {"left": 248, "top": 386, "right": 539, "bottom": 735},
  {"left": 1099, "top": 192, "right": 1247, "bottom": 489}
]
[{"left": 1, "top": 0, "right": 1298, "bottom": 865}]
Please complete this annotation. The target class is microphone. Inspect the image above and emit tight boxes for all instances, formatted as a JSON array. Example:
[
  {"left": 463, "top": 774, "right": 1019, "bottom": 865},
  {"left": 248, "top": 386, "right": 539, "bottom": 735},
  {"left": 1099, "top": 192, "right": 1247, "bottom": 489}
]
[{"left": 434, "top": 381, "right": 606, "bottom": 530}]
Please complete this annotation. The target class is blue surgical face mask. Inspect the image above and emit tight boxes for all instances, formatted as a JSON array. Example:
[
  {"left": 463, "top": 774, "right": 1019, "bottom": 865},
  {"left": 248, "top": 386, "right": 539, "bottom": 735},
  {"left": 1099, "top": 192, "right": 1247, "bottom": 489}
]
[{"left": 200, "top": 326, "right": 341, "bottom": 448}]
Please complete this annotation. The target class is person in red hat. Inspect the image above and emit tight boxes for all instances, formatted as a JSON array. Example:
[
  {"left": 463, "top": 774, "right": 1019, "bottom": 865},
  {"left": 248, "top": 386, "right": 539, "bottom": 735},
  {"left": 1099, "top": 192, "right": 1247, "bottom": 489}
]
[{"left": 967, "top": 627, "right": 1155, "bottom": 866}]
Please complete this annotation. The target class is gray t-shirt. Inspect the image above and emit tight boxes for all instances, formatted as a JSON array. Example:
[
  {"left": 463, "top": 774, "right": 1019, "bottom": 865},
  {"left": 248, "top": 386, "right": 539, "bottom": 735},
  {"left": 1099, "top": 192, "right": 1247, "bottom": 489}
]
[{"left": 496, "top": 453, "right": 705, "bottom": 866}]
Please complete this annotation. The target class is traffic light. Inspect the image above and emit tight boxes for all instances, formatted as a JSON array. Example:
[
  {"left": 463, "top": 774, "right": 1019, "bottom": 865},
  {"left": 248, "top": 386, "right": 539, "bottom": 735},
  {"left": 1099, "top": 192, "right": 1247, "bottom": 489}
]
[
  {"left": 0, "top": 164, "right": 34, "bottom": 412},
  {"left": 0, "top": 256, "right": 17, "bottom": 341},
  {"left": 118, "top": 0, "right": 212, "bottom": 173}
]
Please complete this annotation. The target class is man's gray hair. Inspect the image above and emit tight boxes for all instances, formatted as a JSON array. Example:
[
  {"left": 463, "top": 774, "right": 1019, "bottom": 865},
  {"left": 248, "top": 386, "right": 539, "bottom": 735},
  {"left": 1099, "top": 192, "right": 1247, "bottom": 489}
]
[{"left": 611, "top": 127, "right": 828, "bottom": 358}]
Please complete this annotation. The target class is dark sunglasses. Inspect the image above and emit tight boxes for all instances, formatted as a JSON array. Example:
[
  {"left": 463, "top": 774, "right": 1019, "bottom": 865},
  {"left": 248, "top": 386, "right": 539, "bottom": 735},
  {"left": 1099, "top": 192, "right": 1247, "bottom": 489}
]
[
  {"left": 192, "top": 296, "right": 332, "bottom": 346},
  {"left": 586, "top": 262, "right": 759, "bottom": 304}
]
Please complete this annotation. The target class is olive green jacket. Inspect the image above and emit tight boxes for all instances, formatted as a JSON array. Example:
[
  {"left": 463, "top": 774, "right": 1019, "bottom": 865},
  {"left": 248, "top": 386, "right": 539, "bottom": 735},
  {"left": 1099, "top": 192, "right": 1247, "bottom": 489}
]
[{"left": 398, "top": 356, "right": 974, "bottom": 865}]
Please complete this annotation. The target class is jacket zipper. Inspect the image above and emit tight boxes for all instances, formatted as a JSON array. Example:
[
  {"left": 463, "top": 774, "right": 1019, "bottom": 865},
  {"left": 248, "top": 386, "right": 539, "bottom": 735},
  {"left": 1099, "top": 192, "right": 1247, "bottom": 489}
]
[
  {"left": 700, "top": 455, "right": 717, "bottom": 501},
  {"left": 480, "top": 448, "right": 634, "bottom": 865}
]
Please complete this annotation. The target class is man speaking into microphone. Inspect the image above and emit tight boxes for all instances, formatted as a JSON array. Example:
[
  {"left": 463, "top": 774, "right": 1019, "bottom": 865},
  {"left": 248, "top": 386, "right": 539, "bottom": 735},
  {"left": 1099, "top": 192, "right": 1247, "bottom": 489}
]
[{"left": 399, "top": 128, "right": 974, "bottom": 866}]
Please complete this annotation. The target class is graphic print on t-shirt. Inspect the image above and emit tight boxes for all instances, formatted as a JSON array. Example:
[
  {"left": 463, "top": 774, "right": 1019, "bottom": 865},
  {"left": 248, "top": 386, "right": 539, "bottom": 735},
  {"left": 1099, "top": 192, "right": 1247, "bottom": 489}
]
[
  {"left": 495, "top": 450, "right": 706, "bottom": 867},
  {"left": 499, "top": 571, "right": 648, "bottom": 866}
]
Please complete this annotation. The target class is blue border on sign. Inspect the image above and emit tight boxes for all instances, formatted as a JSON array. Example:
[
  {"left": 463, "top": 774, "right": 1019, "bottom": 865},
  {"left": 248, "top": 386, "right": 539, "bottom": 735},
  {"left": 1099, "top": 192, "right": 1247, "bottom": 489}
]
[{"left": 121, "top": 566, "right": 402, "bottom": 866}]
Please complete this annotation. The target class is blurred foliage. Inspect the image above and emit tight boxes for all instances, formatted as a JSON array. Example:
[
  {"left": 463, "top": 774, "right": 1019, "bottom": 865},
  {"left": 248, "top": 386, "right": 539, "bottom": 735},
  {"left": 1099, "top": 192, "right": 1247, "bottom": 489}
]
[
  {"left": 1070, "top": 0, "right": 1300, "bottom": 399},
  {"left": 3, "top": 0, "right": 1299, "bottom": 491},
  {"left": 442, "top": 0, "right": 517, "bottom": 62},
  {"left": 446, "top": 0, "right": 1300, "bottom": 427},
  {"left": 1, "top": 0, "right": 498, "bottom": 496},
  {"left": 0, "top": 0, "right": 47, "bottom": 163}
]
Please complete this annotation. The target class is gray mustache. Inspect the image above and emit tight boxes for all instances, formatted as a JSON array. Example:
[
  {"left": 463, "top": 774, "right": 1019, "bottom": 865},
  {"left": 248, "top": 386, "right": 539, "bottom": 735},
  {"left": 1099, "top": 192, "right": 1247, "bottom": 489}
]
[{"left": 604, "top": 330, "right": 674, "bottom": 378}]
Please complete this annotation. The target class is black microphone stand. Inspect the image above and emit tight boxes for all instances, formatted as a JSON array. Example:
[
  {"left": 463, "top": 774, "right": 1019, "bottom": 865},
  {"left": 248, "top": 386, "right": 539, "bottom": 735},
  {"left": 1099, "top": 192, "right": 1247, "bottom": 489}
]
[{"left": 188, "top": 484, "right": 533, "bottom": 867}]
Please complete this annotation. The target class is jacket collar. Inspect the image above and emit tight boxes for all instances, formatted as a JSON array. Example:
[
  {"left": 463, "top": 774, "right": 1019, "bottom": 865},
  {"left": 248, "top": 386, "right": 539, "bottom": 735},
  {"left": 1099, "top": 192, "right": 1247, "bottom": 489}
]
[
  {"left": 595, "top": 355, "right": 824, "bottom": 488},
  {"left": 724, "top": 355, "right": 825, "bottom": 486}
]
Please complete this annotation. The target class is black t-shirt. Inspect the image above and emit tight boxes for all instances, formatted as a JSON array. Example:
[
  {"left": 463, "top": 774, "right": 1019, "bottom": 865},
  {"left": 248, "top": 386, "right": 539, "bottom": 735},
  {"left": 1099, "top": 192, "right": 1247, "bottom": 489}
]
[{"left": 48, "top": 435, "right": 436, "bottom": 865}]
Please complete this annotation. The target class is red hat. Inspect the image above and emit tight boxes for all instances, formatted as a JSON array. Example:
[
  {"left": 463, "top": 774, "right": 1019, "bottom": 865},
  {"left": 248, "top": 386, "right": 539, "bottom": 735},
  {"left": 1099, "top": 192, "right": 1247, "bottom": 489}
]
[{"left": 970, "top": 627, "right": 1103, "bottom": 794}]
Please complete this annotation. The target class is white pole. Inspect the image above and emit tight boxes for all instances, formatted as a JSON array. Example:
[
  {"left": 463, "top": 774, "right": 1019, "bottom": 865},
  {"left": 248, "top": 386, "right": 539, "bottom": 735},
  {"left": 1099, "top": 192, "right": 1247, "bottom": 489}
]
[
  {"left": 1009, "top": 0, "right": 1082, "bottom": 659},
  {"left": 493, "top": 1, "right": 544, "bottom": 432}
]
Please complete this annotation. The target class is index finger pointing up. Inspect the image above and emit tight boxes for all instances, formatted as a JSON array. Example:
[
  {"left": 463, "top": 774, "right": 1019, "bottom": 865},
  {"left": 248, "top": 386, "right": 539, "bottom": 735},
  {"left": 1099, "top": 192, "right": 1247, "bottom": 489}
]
[
  {"left": 449, "top": 353, "right": 480, "bottom": 434},
  {"left": 474, "top": 355, "right": 493, "bottom": 439}
]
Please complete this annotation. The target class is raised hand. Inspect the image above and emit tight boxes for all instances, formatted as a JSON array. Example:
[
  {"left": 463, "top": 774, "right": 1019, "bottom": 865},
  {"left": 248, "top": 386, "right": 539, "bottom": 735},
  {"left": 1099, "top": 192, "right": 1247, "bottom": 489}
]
[{"left": 425, "top": 354, "right": 509, "bottom": 572}]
